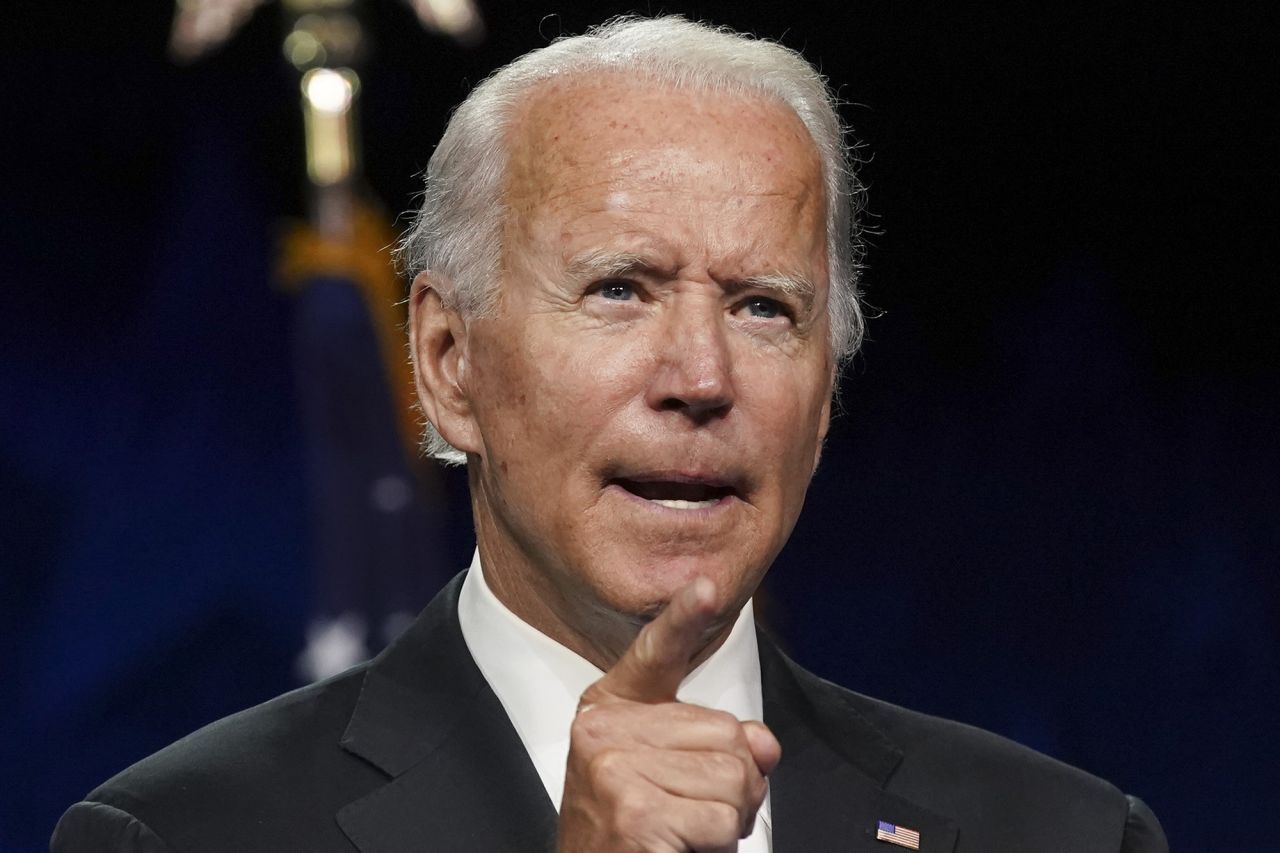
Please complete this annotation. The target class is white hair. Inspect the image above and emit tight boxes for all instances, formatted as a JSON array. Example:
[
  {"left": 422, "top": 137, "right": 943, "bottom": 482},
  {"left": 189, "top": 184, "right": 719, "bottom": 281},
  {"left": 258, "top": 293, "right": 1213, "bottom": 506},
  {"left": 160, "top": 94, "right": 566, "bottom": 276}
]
[{"left": 397, "top": 15, "right": 866, "bottom": 464}]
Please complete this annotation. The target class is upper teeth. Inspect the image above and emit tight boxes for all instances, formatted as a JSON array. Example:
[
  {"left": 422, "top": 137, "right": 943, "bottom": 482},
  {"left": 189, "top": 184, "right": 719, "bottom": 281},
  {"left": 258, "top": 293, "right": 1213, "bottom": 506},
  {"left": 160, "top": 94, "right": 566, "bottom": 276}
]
[{"left": 650, "top": 498, "right": 718, "bottom": 510}]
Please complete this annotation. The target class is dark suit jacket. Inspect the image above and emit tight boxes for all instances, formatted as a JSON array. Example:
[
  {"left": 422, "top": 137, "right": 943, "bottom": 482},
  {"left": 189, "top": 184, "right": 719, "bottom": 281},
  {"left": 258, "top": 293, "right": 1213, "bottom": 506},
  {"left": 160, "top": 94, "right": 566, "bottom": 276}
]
[{"left": 53, "top": 572, "right": 1167, "bottom": 852}]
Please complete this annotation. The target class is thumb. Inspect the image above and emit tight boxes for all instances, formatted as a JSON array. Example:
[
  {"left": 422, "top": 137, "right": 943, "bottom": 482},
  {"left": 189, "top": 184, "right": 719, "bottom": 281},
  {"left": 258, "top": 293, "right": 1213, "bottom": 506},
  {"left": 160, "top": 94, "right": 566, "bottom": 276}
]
[
  {"left": 589, "top": 577, "right": 719, "bottom": 704},
  {"left": 743, "top": 720, "right": 782, "bottom": 776}
]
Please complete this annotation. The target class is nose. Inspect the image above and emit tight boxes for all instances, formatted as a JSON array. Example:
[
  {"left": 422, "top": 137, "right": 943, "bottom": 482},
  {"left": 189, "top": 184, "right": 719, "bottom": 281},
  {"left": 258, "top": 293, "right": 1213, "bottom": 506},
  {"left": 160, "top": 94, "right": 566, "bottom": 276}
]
[{"left": 645, "top": 298, "right": 735, "bottom": 422}]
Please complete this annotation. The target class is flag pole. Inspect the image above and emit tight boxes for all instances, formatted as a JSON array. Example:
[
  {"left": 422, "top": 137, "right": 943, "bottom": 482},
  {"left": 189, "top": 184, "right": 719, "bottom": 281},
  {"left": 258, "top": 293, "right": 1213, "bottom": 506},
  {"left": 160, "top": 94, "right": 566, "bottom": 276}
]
[
  {"left": 284, "top": 0, "right": 363, "bottom": 239},
  {"left": 166, "top": 0, "right": 485, "bottom": 681}
]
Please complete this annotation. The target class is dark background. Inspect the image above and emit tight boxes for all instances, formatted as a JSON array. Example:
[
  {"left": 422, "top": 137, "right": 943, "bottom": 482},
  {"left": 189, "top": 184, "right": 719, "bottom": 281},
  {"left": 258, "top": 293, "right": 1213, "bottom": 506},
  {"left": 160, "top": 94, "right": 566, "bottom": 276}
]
[{"left": 3, "top": 1, "right": 1277, "bottom": 850}]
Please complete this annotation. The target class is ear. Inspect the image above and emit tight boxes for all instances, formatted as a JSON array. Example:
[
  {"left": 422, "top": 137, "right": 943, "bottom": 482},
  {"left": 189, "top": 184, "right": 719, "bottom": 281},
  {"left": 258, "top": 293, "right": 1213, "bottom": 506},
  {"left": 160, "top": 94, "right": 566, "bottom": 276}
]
[
  {"left": 811, "top": 366, "right": 835, "bottom": 475},
  {"left": 408, "top": 271, "right": 483, "bottom": 455}
]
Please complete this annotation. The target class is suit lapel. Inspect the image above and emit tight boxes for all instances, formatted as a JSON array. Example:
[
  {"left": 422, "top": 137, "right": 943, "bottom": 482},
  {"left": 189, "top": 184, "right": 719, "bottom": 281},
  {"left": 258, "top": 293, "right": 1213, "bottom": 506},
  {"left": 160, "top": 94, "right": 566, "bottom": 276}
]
[
  {"left": 331, "top": 574, "right": 956, "bottom": 852},
  {"left": 761, "top": 635, "right": 958, "bottom": 853},
  {"left": 335, "top": 573, "right": 558, "bottom": 852}
]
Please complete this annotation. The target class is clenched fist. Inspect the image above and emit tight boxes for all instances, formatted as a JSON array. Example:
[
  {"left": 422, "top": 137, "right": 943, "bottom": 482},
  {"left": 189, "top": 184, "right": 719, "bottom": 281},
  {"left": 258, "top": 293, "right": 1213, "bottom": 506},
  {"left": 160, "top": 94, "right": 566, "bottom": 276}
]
[{"left": 556, "top": 578, "right": 782, "bottom": 853}]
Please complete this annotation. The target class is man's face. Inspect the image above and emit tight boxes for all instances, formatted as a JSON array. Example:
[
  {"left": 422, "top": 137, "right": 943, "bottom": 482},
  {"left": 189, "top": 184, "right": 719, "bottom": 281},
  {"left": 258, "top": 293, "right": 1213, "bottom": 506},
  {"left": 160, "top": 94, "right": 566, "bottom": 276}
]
[{"left": 431, "top": 76, "right": 833, "bottom": 657}]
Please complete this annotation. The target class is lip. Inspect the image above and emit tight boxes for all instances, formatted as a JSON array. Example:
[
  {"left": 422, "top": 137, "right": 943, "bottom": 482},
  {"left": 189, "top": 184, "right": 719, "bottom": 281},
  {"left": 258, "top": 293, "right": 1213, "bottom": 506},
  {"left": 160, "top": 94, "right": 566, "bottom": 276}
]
[
  {"left": 603, "top": 466, "right": 747, "bottom": 489},
  {"left": 601, "top": 466, "right": 749, "bottom": 515},
  {"left": 603, "top": 481, "right": 740, "bottom": 515},
  {"left": 616, "top": 469, "right": 736, "bottom": 487}
]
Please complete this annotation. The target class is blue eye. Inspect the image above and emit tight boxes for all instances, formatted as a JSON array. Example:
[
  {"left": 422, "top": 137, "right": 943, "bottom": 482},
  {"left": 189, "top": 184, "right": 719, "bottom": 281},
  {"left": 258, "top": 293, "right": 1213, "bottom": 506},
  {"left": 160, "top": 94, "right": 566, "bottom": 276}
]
[
  {"left": 744, "top": 296, "right": 783, "bottom": 319},
  {"left": 596, "top": 280, "right": 636, "bottom": 301}
]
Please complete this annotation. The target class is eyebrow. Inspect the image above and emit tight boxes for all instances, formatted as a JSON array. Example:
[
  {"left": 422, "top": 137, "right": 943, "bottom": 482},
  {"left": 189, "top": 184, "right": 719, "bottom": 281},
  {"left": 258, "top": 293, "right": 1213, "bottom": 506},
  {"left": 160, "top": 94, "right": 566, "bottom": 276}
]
[
  {"left": 565, "top": 249, "right": 663, "bottom": 281},
  {"left": 737, "top": 271, "right": 816, "bottom": 300},
  {"left": 566, "top": 248, "right": 815, "bottom": 303}
]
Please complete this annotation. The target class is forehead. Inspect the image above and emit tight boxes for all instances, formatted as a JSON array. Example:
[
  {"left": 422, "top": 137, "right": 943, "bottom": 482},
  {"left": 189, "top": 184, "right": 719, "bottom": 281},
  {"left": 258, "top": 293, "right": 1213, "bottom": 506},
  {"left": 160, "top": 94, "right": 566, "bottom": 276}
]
[{"left": 502, "top": 73, "right": 825, "bottom": 227}]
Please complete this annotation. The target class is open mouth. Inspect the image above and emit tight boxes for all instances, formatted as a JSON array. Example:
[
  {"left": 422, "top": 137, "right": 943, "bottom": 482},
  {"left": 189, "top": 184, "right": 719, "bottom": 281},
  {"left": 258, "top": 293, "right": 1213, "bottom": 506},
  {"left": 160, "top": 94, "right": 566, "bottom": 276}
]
[{"left": 609, "top": 477, "right": 737, "bottom": 510}]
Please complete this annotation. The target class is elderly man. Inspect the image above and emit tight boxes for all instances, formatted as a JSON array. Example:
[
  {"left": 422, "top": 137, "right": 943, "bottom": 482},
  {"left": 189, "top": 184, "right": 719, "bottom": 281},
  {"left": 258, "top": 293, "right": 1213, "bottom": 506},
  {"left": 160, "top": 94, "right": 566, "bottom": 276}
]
[{"left": 54, "top": 16, "right": 1166, "bottom": 853}]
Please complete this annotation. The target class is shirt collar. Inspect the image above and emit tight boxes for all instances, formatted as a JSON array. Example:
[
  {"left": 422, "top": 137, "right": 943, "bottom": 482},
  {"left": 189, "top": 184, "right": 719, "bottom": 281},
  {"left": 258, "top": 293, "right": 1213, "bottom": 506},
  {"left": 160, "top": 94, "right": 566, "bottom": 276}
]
[{"left": 457, "top": 548, "right": 766, "bottom": 809}]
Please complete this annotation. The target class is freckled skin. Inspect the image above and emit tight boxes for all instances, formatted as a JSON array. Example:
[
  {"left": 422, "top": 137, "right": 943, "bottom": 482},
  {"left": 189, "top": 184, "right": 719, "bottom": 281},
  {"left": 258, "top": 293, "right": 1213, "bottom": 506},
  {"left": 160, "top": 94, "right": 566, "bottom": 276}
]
[{"left": 417, "top": 74, "right": 834, "bottom": 669}]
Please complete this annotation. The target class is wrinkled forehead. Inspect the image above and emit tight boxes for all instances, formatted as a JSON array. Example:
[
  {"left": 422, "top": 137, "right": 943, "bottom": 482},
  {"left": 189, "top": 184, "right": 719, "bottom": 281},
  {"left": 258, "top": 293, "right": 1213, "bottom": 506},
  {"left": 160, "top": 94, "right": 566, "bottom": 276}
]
[{"left": 502, "top": 72, "right": 825, "bottom": 213}]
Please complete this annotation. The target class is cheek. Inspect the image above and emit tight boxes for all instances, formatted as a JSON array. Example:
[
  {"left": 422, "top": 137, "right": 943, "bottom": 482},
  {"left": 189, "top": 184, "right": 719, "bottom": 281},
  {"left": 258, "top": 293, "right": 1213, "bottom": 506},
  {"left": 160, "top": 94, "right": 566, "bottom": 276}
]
[
  {"left": 530, "top": 317, "right": 652, "bottom": 403},
  {"left": 757, "top": 379, "right": 829, "bottom": 493},
  {"left": 474, "top": 328, "right": 635, "bottom": 469},
  {"left": 466, "top": 330, "right": 542, "bottom": 469}
]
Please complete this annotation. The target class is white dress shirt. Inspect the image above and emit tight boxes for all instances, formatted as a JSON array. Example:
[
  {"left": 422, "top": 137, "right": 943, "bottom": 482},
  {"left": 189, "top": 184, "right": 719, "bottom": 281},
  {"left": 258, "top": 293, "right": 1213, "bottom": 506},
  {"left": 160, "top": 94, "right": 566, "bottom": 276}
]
[{"left": 458, "top": 550, "right": 773, "bottom": 851}]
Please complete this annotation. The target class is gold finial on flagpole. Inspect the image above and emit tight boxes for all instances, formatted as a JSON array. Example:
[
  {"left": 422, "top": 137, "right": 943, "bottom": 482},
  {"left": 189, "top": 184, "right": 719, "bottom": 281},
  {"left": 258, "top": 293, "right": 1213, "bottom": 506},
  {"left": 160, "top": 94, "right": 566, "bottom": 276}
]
[
  {"left": 167, "top": 0, "right": 485, "bottom": 234},
  {"left": 168, "top": 0, "right": 484, "bottom": 62},
  {"left": 282, "top": 0, "right": 364, "bottom": 238}
]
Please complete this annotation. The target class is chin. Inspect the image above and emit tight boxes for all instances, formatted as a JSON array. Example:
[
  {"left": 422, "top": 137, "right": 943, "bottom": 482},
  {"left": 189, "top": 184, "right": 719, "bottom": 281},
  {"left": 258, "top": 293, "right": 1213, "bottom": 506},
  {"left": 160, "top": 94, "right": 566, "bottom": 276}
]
[{"left": 585, "top": 547, "right": 759, "bottom": 617}]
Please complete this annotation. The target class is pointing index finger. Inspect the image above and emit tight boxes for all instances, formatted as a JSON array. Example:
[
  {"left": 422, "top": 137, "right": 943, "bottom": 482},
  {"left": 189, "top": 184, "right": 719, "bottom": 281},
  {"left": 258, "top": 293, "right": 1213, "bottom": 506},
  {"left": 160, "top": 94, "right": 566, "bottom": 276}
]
[{"left": 593, "top": 576, "right": 718, "bottom": 704}]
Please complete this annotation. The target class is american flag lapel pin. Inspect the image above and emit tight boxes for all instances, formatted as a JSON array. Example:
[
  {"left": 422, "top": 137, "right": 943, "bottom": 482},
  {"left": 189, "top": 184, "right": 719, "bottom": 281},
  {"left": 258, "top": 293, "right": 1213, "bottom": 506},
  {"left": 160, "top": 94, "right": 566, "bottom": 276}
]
[{"left": 875, "top": 820, "right": 921, "bottom": 850}]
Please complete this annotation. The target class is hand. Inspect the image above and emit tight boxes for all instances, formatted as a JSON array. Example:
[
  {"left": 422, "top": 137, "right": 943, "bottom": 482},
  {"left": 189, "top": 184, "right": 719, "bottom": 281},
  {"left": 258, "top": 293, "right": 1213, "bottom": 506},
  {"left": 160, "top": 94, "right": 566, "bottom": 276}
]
[{"left": 556, "top": 578, "right": 782, "bottom": 853}]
